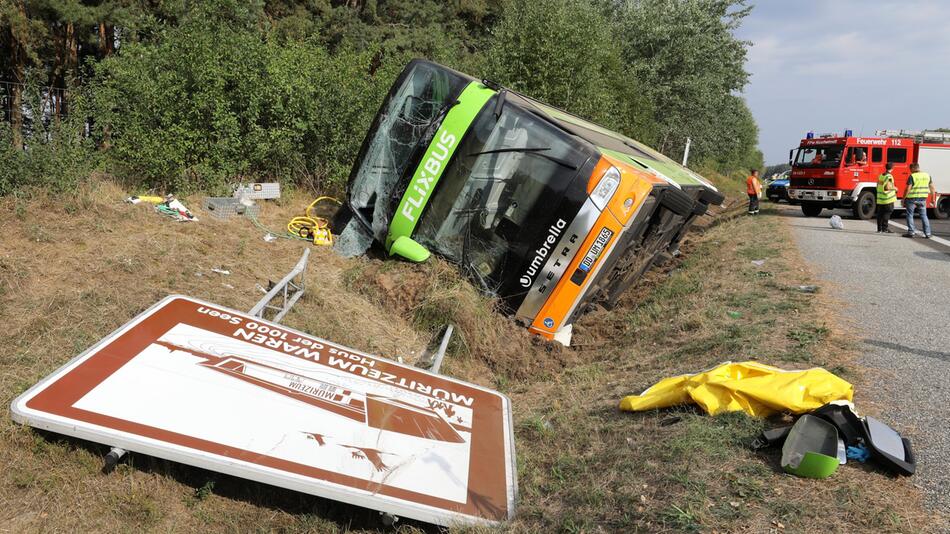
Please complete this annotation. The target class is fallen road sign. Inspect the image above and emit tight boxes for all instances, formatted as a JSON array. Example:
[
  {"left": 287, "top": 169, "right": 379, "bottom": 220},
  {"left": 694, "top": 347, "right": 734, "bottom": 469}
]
[{"left": 11, "top": 295, "right": 516, "bottom": 526}]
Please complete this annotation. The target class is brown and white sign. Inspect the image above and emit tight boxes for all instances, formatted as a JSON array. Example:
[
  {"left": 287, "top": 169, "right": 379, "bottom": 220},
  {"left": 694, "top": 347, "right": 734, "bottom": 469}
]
[{"left": 11, "top": 296, "right": 516, "bottom": 526}]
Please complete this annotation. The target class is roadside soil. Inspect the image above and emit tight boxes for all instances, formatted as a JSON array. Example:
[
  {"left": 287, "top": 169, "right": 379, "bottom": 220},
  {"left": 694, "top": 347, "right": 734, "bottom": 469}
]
[{"left": 0, "top": 183, "right": 943, "bottom": 532}]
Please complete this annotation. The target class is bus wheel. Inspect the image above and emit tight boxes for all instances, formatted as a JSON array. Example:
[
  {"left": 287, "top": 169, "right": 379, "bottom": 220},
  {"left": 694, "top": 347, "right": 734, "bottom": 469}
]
[
  {"left": 852, "top": 190, "right": 875, "bottom": 220},
  {"left": 801, "top": 203, "right": 823, "bottom": 217},
  {"left": 934, "top": 196, "right": 950, "bottom": 220}
]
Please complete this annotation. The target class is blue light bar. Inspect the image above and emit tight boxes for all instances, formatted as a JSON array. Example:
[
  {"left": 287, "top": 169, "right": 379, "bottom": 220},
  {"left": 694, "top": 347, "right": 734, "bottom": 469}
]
[
  {"left": 806, "top": 131, "right": 814, "bottom": 139},
  {"left": 844, "top": 129, "right": 853, "bottom": 137}
]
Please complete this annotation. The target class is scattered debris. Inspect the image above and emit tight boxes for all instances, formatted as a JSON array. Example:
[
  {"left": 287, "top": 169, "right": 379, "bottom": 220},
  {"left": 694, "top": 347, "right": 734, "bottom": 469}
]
[
  {"left": 263, "top": 233, "right": 278, "bottom": 243},
  {"left": 781, "top": 415, "right": 840, "bottom": 479},
  {"left": 233, "top": 182, "right": 281, "bottom": 200},
  {"left": 829, "top": 215, "right": 844, "bottom": 230},
  {"left": 659, "top": 416, "right": 682, "bottom": 427},
  {"left": 125, "top": 195, "right": 164, "bottom": 205},
  {"left": 211, "top": 268, "right": 230, "bottom": 276},
  {"left": 751, "top": 259, "right": 766, "bottom": 266},
  {"left": 754, "top": 402, "right": 915, "bottom": 478},
  {"left": 846, "top": 444, "right": 869, "bottom": 463},
  {"left": 727, "top": 310, "right": 742, "bottom": 319},
  {"left": 202, "top": 197, "right": 259, "bottom": 220},
  {"left": 619, "top": 361, "right": 854, "bottom": 417},
  {"left": 128, "top": 194, "right": 198, "bottom": 222},
  {"left": 222, "top": 283, "right": 235, "bottom": 289},
  {"left": 795, "top": 285, "right": 819, "bottom": 293}
]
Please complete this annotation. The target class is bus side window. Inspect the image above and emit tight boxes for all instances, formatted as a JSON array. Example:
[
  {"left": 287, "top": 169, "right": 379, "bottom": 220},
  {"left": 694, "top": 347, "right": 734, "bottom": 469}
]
[{"left": 871, "top": 147, "right": 883, "bottom": 163}]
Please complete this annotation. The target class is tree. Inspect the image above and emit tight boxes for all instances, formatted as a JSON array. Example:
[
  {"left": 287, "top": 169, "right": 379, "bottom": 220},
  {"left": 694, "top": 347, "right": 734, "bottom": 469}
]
[
  {"left": 482, "top": 0, "right": 654, "bottom": 139},
  {"left": 615, "top": 0, "right": 755, "bottom": 166}
]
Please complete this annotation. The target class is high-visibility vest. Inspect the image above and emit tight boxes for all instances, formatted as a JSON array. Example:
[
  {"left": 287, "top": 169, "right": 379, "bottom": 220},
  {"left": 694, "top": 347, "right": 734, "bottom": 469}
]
[
  {"left": 907, "top": 172, "right": 931, "bottom": 199},
  {"left": 877, "top": 173, "right": 896, "bottom": 204},
  {"left": 746, "top": 176, "right": 760, "bottom": 195}
]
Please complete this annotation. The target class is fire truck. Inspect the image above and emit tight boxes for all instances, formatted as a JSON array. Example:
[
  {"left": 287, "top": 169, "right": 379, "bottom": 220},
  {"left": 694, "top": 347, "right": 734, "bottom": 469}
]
[{"left": 787, "top": 130, "right": 950, "bottom": 219}]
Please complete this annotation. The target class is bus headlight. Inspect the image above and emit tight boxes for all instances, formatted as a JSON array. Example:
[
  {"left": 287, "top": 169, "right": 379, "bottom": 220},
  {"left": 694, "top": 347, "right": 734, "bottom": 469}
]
[{"left": 591, "top": 167, "right": 621, "bottom": 210}]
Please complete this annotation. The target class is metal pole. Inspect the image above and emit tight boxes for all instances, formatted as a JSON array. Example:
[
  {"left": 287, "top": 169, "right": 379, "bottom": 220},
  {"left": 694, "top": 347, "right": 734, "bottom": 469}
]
[
  {"left": 682, "top": 137, "right": 691, "bottom": 166},
  {"left": 249, "top": 248, "right": 310, "bottom": 323}
]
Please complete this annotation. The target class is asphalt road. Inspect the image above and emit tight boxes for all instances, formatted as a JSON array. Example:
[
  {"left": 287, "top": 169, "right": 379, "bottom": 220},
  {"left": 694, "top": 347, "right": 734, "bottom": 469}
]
[{"left": 777, "top": 201, "right": 950, "bottom": 515}]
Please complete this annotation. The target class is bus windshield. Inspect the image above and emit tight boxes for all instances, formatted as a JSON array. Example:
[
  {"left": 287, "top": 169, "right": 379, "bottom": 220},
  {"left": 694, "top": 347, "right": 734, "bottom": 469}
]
[
  {"left": 413, "top": 102, "right": 586, "bottom": 292},
  {"left": 347, "top": 62, "right": 468, "bottom": 242},
  {"left": 794, "top": 145, "right": 844, "bottom": 168}
]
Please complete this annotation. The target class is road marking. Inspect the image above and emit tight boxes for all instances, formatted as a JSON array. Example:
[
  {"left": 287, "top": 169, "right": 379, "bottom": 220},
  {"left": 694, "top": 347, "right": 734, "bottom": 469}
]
[{"left": 888, "top": 220, "right": 950, "bottom": 248}]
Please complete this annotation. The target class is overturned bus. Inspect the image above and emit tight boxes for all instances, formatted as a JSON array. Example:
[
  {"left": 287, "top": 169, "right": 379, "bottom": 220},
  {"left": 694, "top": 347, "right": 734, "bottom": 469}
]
[{"left": 335, "top": 60, "right": 723, "bottom": 344}]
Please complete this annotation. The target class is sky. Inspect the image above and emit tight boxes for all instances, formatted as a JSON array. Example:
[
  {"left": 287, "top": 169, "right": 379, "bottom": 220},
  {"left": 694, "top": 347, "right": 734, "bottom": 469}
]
[{"left": 734, "top": 1, "right": 950, "bottom": 165}]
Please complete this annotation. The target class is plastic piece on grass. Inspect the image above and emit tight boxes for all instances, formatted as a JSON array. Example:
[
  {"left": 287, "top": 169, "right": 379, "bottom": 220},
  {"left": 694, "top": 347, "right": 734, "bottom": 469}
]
[
  {"left": 864, "top": 416, "right": 916, "bottom": 476},
  {"left": 618, "top": 361, "right": 854, "bottom": 417},
  {"left": 812, "top": 402, "right": 865, "bottom": 446},
  {"left": 781, "top": 415, "right": 840, "bottom": 479},
  {"left": 846, "top": 444, "right": 870, "bottom": 463},
  {"left": 751, "top": 425, "right": 792, "bottom": 450}
]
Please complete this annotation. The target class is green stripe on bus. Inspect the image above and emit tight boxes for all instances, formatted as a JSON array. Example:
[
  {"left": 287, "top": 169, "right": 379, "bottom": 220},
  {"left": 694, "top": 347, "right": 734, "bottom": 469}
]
[{"left": 386, "top": 82, "right": 496, "bottom": 250}]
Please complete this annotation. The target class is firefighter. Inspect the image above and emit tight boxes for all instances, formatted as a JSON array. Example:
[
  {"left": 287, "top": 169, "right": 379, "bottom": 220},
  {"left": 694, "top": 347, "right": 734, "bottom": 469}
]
[
  {"left": 746, "top": 169, "right": 761, "bottom": 215},
  {"left": 876, "top": 163, "right": 897, "bottom": 233},
  {"left": 854, "top": 148, "right": 867, "bottom": 165},
  {"left": 902, "top": 162, "right": 936, "bottom": 238}
]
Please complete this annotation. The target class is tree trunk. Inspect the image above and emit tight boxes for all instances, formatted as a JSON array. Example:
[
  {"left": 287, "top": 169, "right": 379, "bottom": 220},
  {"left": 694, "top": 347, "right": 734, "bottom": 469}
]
[
  {"left": 9, "top": 1, "right": 27, "bottom": 150},
  {"left": 98, "top": 23, "right": 115, "bottom": 58}
]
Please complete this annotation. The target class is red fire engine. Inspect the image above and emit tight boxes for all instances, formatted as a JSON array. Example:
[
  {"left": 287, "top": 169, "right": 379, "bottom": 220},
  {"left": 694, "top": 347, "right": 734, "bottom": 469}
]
[{"left": 787, "top": 129, "right": 950, "bottom": 219}]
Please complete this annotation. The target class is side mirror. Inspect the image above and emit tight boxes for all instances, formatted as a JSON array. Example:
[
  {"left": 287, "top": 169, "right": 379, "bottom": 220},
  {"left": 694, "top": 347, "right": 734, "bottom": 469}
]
[
  {"left": 389, "top": 236, "right": 431, "bottom": 262},
  {"left": 788, "top": 149, "right": 793, "bottom": 167}
]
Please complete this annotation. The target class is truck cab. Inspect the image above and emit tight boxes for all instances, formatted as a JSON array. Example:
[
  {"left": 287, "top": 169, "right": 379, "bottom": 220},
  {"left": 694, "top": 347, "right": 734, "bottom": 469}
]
[{"left": 787, "top": 130, "right": 949, "bottom": 219}]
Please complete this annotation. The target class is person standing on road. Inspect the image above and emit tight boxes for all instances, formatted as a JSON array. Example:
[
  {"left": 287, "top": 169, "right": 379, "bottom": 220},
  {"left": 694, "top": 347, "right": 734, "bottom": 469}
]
[
  {"left": 902, "top": 163, "right": 936, "bottom": 238},
  {"left": 747, "top": 169, "right": 761, "bottom": 215},
  {"left": 876, "top": 163, "right": 897, "bottom": 233}
]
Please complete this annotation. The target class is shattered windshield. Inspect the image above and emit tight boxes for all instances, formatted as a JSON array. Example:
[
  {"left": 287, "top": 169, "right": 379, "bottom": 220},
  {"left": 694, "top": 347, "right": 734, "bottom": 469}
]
[
  {"left": 414, "top": 103, "right": 586, "bottom": 292},
  {"left": 347, "top": 62, "right": 468, "bottom": 241},
  {"left": 795, "top": 145, "right": 844, "bottom": 168}
]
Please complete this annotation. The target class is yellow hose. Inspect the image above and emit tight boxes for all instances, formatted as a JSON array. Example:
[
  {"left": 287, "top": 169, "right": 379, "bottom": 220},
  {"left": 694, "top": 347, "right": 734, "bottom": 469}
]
[{"left": 286, "top": 196, "right": 342, "bottom": 245}]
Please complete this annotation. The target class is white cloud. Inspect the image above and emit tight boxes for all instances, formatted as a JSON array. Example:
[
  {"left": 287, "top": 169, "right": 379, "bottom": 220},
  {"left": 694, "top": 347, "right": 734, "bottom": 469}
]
[{"left": 737, "top": 0, "right": 950, "bottom": 162}]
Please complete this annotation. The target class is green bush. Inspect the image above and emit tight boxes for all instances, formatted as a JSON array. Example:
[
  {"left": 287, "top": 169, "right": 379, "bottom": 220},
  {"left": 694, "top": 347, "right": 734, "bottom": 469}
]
[
  {"left": 88, "top": 19, "right": 404, "bottom": 194},
  {"left": 0, "top": 117, "right": 98, "bottom": 196}
]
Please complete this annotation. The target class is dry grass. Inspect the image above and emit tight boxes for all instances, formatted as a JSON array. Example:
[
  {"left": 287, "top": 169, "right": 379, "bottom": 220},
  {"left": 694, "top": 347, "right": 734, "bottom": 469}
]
[{"left": 0, "top": 184, "right": 944, "bottom": 533}]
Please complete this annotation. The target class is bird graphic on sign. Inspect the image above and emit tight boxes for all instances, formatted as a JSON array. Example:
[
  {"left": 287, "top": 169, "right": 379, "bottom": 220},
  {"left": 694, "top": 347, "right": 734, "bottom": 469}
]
[
  {"left": 302, "top": 432, "right": 330, "bottom": 447},
  {"left": 340, "top": 445, "right": 393, "bottom": 472}
]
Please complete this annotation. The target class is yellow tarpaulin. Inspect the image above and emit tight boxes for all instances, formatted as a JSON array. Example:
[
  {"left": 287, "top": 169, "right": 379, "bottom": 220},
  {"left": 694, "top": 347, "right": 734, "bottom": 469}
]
[{"left": 618, "top": 361, "right": 853, "bottom": 417}]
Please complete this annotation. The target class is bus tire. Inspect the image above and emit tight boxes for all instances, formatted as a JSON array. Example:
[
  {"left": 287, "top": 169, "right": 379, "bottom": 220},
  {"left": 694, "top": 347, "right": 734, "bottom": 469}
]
[
  {"left": 801, "top": 203, "right": 823, "bottom": 217},
  {"left": 934, "top": 196, "right": 950, "bottom": 220},
  {"left": 852, "top": 190, "right": 875, "bottom": 220},
  {"left": 659, "top": 188, "right": 694, "bottom": 217}
]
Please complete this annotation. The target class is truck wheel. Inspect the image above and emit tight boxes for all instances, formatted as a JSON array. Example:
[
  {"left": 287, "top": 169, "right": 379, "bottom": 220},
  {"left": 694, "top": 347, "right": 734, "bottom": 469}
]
[
  {"left": 801, "top": 203, "right": 822, "bottom": 217},
  {"left": 934, "top": 196, "right": 950, "bottom": 220},
  {"left": 852, "top": 190, "right": 875, "bottom": 220}
]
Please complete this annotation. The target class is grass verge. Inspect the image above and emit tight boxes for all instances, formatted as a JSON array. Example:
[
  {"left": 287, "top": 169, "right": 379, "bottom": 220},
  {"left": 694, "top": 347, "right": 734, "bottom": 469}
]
[{"left": 0, "top": 186, "right": 943, "bottom": 532}]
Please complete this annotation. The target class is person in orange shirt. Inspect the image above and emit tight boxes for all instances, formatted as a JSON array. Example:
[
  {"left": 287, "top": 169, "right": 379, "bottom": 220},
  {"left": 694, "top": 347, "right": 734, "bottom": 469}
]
[{"left": 746, "top": 169, "right": 761, "bottom": 215}]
